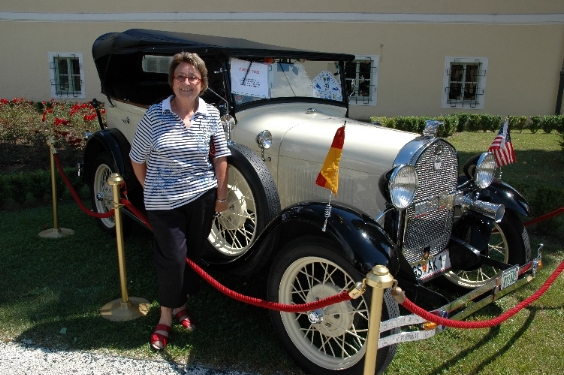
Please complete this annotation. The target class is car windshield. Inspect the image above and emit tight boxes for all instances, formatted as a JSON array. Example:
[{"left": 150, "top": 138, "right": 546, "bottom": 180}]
[{"left": 229, "top": 57, "right": 345, "bottom": 107}]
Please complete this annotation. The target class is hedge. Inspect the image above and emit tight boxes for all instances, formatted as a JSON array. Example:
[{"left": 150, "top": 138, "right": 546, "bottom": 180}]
[{"left": 370, "top": 113, "right": 564, "bottom": 139}]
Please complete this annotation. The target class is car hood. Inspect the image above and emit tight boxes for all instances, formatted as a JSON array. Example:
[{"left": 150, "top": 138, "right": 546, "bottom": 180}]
[{"left": 233, "top": 104, "right": 418, "bottom": 216}]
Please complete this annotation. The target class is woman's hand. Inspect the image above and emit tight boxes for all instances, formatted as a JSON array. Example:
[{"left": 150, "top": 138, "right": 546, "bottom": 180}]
[{"left": 215, "top": 198, "right": 229, "bottom": 212}]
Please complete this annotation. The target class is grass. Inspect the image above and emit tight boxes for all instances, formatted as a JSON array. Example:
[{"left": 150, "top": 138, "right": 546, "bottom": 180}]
[{"left": 0, "top": 130, "right": 563, "bottom": 375}]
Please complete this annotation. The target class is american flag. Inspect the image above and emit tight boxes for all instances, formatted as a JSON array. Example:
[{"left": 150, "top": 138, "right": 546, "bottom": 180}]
[{"left": 489, "top": 119, "right": 516, "bottom": 167}]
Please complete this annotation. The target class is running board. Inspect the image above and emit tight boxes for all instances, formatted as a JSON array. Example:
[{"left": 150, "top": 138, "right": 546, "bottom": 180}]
[{"left": 377, "top": 245, "right": 543, "bottom": 349}]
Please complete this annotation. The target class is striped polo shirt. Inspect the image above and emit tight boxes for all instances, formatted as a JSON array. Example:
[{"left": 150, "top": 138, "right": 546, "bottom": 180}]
[{"left": 129, "top": 96, "right": 231, "bottom": 210}]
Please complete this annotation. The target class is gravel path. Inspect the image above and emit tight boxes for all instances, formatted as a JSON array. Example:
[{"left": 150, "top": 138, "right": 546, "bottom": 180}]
[{"left": 0, "top": 341, "right": 257, "bottom": 375}]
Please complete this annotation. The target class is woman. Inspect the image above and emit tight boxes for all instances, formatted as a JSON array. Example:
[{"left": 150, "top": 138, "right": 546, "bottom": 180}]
[{"left": 129, "top": 52, "right": 231, "bottom": 350}]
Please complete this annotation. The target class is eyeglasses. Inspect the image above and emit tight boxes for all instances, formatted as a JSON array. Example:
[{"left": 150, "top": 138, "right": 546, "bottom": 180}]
[{"left": 174, "top": 74, "right": 202, "bottom": 84}]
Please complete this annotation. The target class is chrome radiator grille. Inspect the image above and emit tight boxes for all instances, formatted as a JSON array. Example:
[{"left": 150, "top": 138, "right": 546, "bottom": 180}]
[{"left": 402, "top": 140, "right": 458, "bottom": 264}]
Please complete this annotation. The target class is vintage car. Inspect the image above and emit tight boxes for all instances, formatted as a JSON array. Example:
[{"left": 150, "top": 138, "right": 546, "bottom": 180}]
[{"left": 84, "top": 29, "right": 540, "bottom": 375}]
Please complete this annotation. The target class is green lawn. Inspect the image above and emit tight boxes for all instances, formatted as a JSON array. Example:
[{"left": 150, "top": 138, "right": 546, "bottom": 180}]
[{"left": 0, "top": 130, "right": 562, "bottom": 375}]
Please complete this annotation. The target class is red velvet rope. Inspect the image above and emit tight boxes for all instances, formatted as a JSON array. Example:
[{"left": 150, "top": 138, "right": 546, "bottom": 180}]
[
  {"left": 121, "top": 198, "right": 152, "bottom": 229},
  {"left": 185, "top": 257, "right": 352, "bottom": 312},
  {"left": 524, "top": 207, "right": 564, "bottom": 227},
  {"left": 53, "top": 154, "right": 114, "bottom": 219},
  {"left": 401, "top": 260, "right": 564, "bottom": 329},
  {"left": 51, "top": 153, "right": 564, "bottom": 318}
]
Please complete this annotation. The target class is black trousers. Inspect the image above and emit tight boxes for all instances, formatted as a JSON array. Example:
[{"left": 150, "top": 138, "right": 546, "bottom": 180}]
[{"left": 147, "top": 188, "right": 216, "bottom": 309}]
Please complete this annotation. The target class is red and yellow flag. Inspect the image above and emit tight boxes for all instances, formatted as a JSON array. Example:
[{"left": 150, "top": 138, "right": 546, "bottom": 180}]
[{"left": 315, "top": 125, "right": 345, "bottom": 196}]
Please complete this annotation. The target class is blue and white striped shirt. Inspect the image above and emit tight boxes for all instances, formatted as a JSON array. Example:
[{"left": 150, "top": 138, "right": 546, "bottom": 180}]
[{"left": 129, "top": 96, "right": 231, "bottom": 210}]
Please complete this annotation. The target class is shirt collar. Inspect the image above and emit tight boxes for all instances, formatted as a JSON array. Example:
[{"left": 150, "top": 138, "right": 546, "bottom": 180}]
[{"left": 162, "top": 96, "right": 208, "bottom": 116}]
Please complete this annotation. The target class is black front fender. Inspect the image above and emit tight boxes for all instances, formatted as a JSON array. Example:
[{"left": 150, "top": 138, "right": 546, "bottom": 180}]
[
  {"left": 223, "top": 202, "right": 399, "bottom": 276},
  {"left": 478, "top": 179, "right": 531, "bottom": 217}
]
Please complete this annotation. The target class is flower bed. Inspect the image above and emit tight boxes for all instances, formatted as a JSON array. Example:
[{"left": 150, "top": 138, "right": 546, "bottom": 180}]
[{"left": 0, "top": 98, "right": 103, "bottom": 173}]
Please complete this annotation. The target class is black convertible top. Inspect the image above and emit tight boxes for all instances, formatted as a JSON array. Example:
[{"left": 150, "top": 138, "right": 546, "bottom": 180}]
[{"left": 92, "top": 28, "right": 355, "bottom": 62}]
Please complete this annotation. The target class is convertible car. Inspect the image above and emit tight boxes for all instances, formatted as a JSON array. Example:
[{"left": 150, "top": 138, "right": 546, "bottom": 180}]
[{"left": 83, "top": 29, "right": 540, "bottom": 375}]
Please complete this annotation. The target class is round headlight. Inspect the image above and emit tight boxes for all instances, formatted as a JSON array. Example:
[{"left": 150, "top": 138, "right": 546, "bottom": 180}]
[
  {"left": 474, "top": 152, "right": 496, "bottom": 189},
  {"left": 256, "top": 130, "right": 272, "bottom": 149},
  {"left": 221, "top": 115, "right": 236, "bottom": 132},
  {"left": 389, "top": 165, "right": 418, "bottom": 209}
]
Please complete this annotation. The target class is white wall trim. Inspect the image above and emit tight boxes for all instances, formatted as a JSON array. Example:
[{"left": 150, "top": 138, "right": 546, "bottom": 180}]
[{"left": 2, "top": 12, "right": 564, "bottom": 25}]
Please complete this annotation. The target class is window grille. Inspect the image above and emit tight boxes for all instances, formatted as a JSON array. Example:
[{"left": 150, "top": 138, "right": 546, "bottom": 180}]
[
  {"left": 48, "top": 53, "right": 84, "bottom": 98},
  {"left": 344, "top": 56, "right": 378, "bottom": 105},
  {"left": 443, "top": 58, "right": 487, "bottom": 109}
]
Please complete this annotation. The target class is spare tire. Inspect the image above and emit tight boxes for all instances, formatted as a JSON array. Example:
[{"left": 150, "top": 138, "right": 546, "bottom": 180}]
[{"left": 204, "top": 142, "right": 281, "bottom": 260}]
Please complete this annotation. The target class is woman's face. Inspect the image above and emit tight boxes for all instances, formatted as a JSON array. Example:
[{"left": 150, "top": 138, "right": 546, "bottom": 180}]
[{"left": 172, "top": 62, "right": 202, "bottom": 103}]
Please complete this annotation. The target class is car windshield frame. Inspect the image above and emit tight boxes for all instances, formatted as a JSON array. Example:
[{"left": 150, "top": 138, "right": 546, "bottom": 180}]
[{"left": 227, "top": 57, "right": 349, "bottom": 111}]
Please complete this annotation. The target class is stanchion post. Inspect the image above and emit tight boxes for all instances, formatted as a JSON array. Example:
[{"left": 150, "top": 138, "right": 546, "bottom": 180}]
[
  {"left": 100, "top": 172, "right": 150, "bottom": 321},
  {"left": 38, "top": 137, "right": 74, "bottom": 238},
  {"left": 363, "top": 265, "right": 395, "bottom": 375}
]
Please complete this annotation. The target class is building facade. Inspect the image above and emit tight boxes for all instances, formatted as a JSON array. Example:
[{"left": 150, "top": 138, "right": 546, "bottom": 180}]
[{"left": 1, "top": 1, "right": 564, "bottom": 119}]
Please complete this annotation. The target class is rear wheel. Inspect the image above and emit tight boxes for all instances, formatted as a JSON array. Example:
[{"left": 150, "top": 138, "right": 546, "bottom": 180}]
[
  {"left": 444, "top": 210, "right": 531, "bottom": 289},
  {"left": 90, "top": 153, "right": 117, "bottom": 234},
  {"left": 267, "top": 237, "right": 399, "bottom": 375}
]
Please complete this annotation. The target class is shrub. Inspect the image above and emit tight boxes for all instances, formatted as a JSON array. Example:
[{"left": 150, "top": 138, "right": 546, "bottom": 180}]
[
  {"left": 530, "top": 185, "right": 564, "bottom": 233},
  {"left": 28, "top": 170, "right": 51, "bottom": 202},
  {"left": 541, "top": 115, "right": 559, "bottom": 134},
  {"left": 480, "top": 114, "right": 502, "bottom": 132},
  {"left": 8, "top": 173, "right": 29, "bottom": 205},
  {"left": 509, "top": 115, "right": 528, "bottom": 133},
  {"left": 529, "top": 116, "right": 542, "bottom": 134},
  {"left": 0, "top": 98, "right": 102, "bottom": 168}
]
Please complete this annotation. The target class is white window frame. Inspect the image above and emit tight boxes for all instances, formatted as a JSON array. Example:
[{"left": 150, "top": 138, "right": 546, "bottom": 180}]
[
  {"left": 442, "top": 57, "right": 488, "bottom": 109},
  {"left": 48, "top": 52, "right": 85, "bottom": 98},
  {"left": 345, "top": 55, "right": 378, "bottom": 106}
]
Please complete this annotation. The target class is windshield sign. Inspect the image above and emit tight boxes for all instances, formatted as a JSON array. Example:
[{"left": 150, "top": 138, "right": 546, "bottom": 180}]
[{"left": 230, "top": 58, "right": 343, "bottom": 106}]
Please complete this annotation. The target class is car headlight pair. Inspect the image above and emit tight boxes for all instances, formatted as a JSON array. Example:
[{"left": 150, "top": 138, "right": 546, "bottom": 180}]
[{"left": 388, "top": 152, "right": 496, "bottom": 210}]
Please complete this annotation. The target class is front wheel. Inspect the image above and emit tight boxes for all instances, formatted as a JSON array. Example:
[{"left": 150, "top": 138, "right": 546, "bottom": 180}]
[
  {"left": 205, "top": 143, "right": 280, "bottom": 260},
  {"left": 444, "top": 210, "right": 531, "bottom": 289},
  {"left": 267, "top": 237, "right": 399, "bottom": 375}
]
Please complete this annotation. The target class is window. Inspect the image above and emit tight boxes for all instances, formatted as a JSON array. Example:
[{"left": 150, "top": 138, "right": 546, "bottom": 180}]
[
  {"left": 48, "top": 52, "right": 85, "bottom": 98},
  {"left": 442, "top": 57, "right": 488, "bottom": 109},
  {"left": 344, "top": 55, "right": 378, "bottom": 105}
]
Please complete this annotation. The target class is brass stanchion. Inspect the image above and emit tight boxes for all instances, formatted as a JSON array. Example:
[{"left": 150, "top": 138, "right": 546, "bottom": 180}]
[
  {"left": 363, "top": 265, "right": 394, "bottom": 375},
  {"left": 100, "top": 173, "right": 150, "bottom": 321},
  {"left": 38, "top": 138, "right": 74, "bottom": 238}
]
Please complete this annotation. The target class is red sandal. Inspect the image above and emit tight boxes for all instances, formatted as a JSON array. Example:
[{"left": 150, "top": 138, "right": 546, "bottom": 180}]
[
  {"left": 149, "top": 323, "right": 171, "bottom": 351},
  {"left": 174, "top": 309, "right": 195, "bottom": 331}
]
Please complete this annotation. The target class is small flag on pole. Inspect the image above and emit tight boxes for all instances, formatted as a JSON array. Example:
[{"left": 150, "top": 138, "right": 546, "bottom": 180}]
[
  {"left": 315, "top": 125, "right": 345, "bottom": 196},
  {"left": 489, "top": 118, "right": 516, "bottom": 167}
]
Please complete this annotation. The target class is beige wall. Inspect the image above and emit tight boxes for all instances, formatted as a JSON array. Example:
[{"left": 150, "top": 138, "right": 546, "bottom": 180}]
[
  {"left": 3, "top": 0, "right": 564, "bottom": 14},
  {"left": 1, "top": 3, "right": 563, "bottom": 118}
]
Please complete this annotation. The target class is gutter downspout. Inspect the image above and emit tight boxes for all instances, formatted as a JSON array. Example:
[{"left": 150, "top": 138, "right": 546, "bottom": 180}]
[{"left": 556, "top": 59, "right": 564, "bottom": 115}]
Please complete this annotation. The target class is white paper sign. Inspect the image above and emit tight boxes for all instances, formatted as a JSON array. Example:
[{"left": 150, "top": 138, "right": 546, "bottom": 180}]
[{"left": 230, "top": 58, "right": 270, "bottom": 98}]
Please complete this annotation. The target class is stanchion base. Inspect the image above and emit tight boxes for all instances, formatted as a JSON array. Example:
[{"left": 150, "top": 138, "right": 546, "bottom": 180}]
[
  {"left": 38, "top": 228, "right": 74, "bottom": 238},
  {"left": 100, "top": 297, "right": 151, "bottom": 321}
]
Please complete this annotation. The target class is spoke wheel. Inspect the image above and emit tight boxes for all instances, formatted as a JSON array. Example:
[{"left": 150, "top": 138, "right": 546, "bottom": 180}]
[
  {"left": 268, "top": 238, "right": 398, "bottom": 375},
  {"left": 444, "top": 210, "right": 530, "bottom": 289},
  {"left": 205, "top": 143, "right": 280, "bottom": 261},
  {"left": 90, "top": 154, "right": 116, "bottom": 233},
  {"left": 209, "top": 165, "right": 256, "bottom": 255}
]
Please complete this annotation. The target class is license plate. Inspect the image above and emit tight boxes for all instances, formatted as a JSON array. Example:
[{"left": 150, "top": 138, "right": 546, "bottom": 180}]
[
  {"left": 410, "top": 250, "right": 452, "bottom": 281},
  {"left": 500, "top": 265, "right": 519, "bottom": 290}
]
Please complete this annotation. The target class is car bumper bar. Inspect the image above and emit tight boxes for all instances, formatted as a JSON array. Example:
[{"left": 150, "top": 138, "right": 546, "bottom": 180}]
[{"left": 377, "top": 244, "right": 543, "bottom": 349}]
